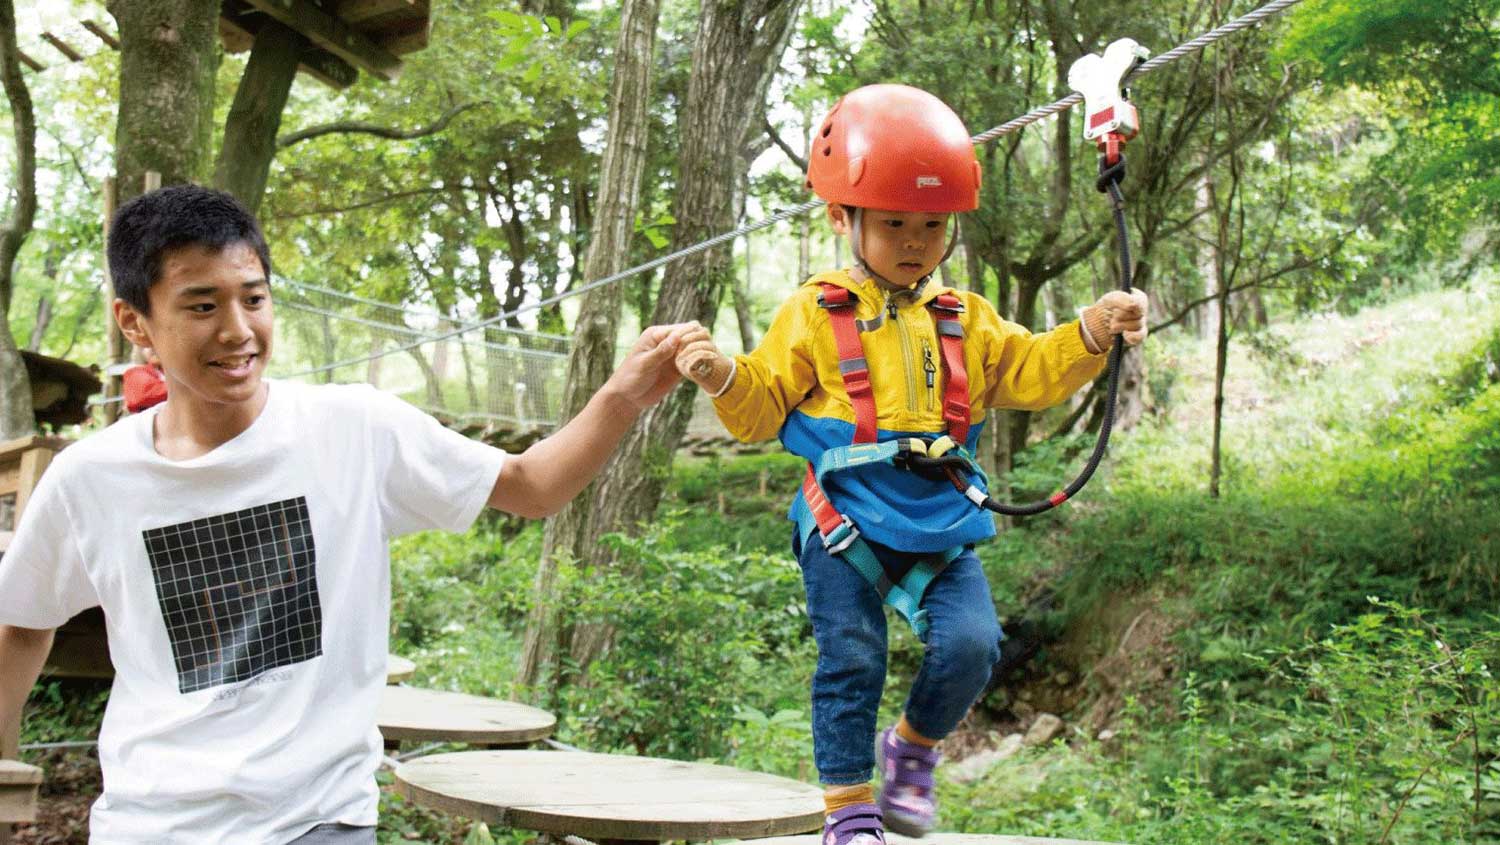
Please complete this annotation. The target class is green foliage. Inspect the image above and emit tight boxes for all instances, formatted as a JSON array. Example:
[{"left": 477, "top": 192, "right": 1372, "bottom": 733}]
[
  {"left": 940, "top": 604, "right": 1499, "bottom": 844},
  {"left": 554, "top": 524, "right": 809, "bottom": 759},
  {"left": 16, "top": 680, "right": 108, "bottom": 747},
  {"left": 1279, "top": 0, "right": 1500, "bottom": 261}
]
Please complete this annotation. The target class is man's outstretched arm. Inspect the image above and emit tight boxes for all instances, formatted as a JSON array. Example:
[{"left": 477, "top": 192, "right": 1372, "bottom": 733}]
[{"left": 486, "top": 322, "right": 708, "bottom": 519}]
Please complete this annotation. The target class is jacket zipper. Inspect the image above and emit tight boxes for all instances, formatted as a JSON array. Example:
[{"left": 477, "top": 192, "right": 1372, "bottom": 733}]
[
  {"left": 888, "top": 299, "right": 919, "bottom": 412},
  {"left": 922, "top": 339, "right": 937, "bottom": 412}
]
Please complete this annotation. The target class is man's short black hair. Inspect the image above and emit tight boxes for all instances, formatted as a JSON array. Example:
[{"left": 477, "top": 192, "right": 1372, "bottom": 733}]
[{"left": 107, "top": 185, "right": 272, "bottom": 314}]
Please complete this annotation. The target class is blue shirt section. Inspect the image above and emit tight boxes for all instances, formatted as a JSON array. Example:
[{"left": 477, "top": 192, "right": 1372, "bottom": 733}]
[{"left": 781, "top": 409, "right": 997, "bottom": 554}]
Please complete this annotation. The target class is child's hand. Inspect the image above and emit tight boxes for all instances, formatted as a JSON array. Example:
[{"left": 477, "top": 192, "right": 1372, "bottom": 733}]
[
  {"left": 602, "top": 322, "right": 701, "bottom": 411},
  {"left": 675, "top": 328, "right": 734, "bottom": 395},
  {"left": 1081, "top": 289, "right": 1150, "bottom": 353}
]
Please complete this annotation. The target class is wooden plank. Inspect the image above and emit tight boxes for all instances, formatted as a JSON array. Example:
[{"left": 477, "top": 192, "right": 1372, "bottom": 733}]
[
  {"left": 242, "top": 0, "right": 403, "bottom": 81},
  {"left": 737, "top": 834, "right": 1128, "bottom": 845},
  {"left": 82, "top": 20, "right": 120, "bottom": 50},
  {"left": 395, "top": 751, "right": 822, "bottom": 842},
  {"left": 16, "top": 49, "right": 41, "bottom": 72},
  {"left": 0, "top": 766, "right": 41, "bottom": 825},
  {"left": 335, "top": 0, "right": 420, "bottom": 25},
  {"left": 42, "top": 626, "right": 114, "bottom": 680},
  {"left": 377, "top": 17, "right": 430, "bottom": 57},
  {"left": 377, "top": 687, "right": 554, "bottom": 744},
  {"left": 385, "top": 653, "right": 415, "bottom": 684},
  {"left": 220, "top": 0, "right": 359, "bottom": 89},
  {"left": 0, "top": 764, "right": 40, "bottom": 788},
  {"left": 40, "top": 32, "right": 83, "bottom": 63},
  {"left": 0, "top": 464, "right": 17, "bottom": 500},
  {"left": 13, "top": 448, "right": 54, "bottom": 522}
]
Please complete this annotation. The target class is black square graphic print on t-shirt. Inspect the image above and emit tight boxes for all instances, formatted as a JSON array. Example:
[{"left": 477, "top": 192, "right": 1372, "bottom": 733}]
[{"left": 143, "top": 497, "right": 322, "bottom": 694}]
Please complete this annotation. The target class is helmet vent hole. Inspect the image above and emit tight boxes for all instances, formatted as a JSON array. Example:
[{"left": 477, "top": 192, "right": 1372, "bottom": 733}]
[
  {"left": 821, "top": 123, "right": 833, "bottom": 138},
  {"left": 823, "top": 146, "right": 832, "bottom": 156}
]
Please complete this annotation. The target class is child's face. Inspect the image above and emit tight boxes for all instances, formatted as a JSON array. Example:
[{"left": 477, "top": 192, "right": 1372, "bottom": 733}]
[
  {"left": 115, "top": 241, "right": 273, "bottom": 414},
  {"left": 831, "top": 206, "right": 952, "bottom": 287}
]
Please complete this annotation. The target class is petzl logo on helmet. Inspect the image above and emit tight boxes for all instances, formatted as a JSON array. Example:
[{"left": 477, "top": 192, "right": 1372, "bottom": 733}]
[{"left": 916, "top": 176, "right": 943, "bottom": 188}]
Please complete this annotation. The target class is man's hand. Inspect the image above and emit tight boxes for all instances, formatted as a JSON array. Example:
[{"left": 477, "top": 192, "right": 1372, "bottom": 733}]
[
  {"left": 1081, "top": 289, "right": 1150, "bottom": 353},
  {"left": 674, "top": 325, "right": 734, "bottom": 395},
  {"left": 601, "top": 322, "right": 701, "bottom": 411}
]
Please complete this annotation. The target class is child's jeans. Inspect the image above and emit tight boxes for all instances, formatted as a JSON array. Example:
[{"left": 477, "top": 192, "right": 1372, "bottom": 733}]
[{"left": 795, "top": 530, "right": 1003, "bottom": 785}]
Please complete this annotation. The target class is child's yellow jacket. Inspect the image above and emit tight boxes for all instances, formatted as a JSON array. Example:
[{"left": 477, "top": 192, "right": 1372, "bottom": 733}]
[{"left": 712, "top": 269, "right": 1109, "bottom": 552}]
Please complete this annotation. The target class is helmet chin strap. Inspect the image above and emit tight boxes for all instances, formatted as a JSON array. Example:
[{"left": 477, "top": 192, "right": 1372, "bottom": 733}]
[{"left": 849, "top": 207, "right": 963, "bottom": 292}]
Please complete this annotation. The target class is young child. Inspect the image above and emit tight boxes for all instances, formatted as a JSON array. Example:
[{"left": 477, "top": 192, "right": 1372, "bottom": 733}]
[
  {"left": 675, "top": 84, "right": 1148, "bottom": 843},
  {"left": 0, "top": 185, "right": 699, "bottom": 845}
]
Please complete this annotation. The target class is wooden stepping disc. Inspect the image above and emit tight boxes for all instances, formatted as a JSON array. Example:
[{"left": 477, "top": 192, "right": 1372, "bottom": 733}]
[
  {"left": 737, "top": 834, "right": 1125, "bottom": 844},
  {"left": 377, "top": 687, "right": 556, "bottom": 745},
  {"left": 386, "top": 653, "right": 416, "bottom": 685},
  {"left": 395, "top": 750, "right": 822, "bottom": 842}
]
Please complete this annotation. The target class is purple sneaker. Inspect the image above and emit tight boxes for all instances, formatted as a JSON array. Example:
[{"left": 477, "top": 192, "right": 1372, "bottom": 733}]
[
  {"left": 822, "top": 802, "right": 886, "bottom": 845},
  {"left": 877, "top": 726, "right": 940, "bottom": 837}
]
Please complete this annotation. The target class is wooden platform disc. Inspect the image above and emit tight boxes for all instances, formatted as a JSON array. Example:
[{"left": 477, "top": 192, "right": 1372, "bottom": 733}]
[
  {"left": 734, "top": 833, "right": 1124, "bottom": 844},
  {"left": 386, "top": 653, "right": 416, "bottom": 685},
  {"left": 377, "top": 687, "right": 556, "bottom": 745},
  {"left": 395, "top": 750, "right": 822, "bottom": 842}
]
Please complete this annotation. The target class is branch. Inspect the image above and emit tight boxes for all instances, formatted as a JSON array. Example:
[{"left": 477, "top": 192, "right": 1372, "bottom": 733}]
[
  {"left": 267, "top": 186, "right": 449, "bottom": 220},
  {"left": 0, "top": 0, "right": 38, "bottom": 285},
  {"left": 763, "top": 116, "right": 807, "bottom": 172},
  {"left": 276, "top": 101, "right": 489, "bottom": 149},
  {"left": 1148, "top": 257, "right": 1318, "bottom": 335}
]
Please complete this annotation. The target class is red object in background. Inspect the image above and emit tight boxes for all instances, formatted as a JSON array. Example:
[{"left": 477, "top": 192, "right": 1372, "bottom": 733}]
[{"left": 122, "top": 365, "right": 168, "bottom": 412}]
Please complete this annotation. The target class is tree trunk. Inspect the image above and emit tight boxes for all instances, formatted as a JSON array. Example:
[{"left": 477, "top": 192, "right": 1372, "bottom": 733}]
[
  {"left": 565, "top": 0, "right": 803, "bottom": 674},
  {"left": 107, "top": 0, "right": 220, "bottom": 205},
  {"left": 214, "top": 20, "right": 306, "bottom": 214},
  {"left": 518, "top": 0, "right": 663, "bottom": 695},
  {"left": 0, "top": 0, "right": 37, "bottom": 441}
]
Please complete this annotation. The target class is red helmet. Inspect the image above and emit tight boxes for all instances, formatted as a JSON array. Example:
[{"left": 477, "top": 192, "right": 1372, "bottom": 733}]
[{"left": 806, "top": 84, "right": 981, "bottom": 212}]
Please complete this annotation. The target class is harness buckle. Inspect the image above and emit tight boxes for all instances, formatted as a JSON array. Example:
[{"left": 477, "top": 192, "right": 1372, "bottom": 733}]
[
  {"left": 944, "top": 397, "right": 971, "bottom": 422},
  {"left": 821, "top": 514, "right": 861, "bottom": 555},
  {"left": 816, "top": 289, "right": 854, "bottom": 310},
  {"left": 928, "top": 296, "right": 965, "bottom": 314}
]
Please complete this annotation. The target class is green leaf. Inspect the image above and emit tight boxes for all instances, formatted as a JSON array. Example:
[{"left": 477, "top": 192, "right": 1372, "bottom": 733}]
[
  {"left": 546, "top": 15, "right": 563, "bottom": 34},
  {"left": 566, "top": 19, "right": 591, "bottom": 39}
]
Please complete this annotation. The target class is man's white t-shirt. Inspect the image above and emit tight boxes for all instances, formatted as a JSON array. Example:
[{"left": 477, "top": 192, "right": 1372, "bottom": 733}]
[{"left": 0, "top": 380, "right": 507, "bottom": 844}]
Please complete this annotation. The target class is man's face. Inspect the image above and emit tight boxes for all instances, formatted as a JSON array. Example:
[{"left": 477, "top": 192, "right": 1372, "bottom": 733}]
[
  {"left": 116, "top": 242, "right": 273, "bottom": 412},
  {"left": 833, "top": 207, "right": 952, "bottom": 287}
]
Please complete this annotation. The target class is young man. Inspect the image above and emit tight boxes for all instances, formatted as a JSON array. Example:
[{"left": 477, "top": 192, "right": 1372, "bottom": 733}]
[{"left": 0, "top": 185, "right": 703, "bottom": 844}]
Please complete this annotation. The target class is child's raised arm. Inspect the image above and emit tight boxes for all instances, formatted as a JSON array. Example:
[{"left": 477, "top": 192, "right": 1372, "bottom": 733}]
[{"left": 675, "top": 295, "right": 818, "bottom": 443}]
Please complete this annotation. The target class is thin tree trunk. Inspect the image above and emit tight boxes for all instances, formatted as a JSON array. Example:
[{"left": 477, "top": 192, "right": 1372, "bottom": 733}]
[
  {"left": 566, "top": 0, "right": 803, "bottom": 674},
  {"left": 0, "top": 0, "right": 37, "bottom": 441},
  {"left": 214, "top": 20, "right": 306, "bottom": 214},
  {"left": 733, "top": 237, "right": 756, "bottom": 350},
  {"left": 1209, "top": 173, "right": 1232, "bottom": 498},
  {"left": 26, "top": 295, "right": 50, "bottom": 353},
  {"left": 519, "top": 0, "right": 664, "bottom": 695}
]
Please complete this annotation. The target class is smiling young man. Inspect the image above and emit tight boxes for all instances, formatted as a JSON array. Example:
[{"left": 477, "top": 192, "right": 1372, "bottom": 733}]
[{"left": 0, "top": 185, "right": 704, "bottom": 844}]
